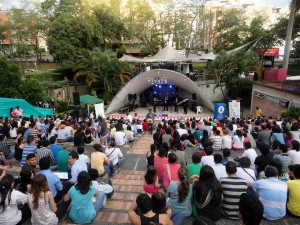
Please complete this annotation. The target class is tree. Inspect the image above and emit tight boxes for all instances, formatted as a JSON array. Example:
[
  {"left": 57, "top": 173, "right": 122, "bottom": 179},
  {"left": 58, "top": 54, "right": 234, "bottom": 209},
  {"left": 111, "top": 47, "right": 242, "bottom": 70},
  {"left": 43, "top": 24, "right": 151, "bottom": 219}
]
[
  {"left": 73, "top": 48, "right": 131, "bottom": 100},
  {"left": 205, "top": 50, "right": 257, "bottom": 100},
  {"left": 47, "top": 1, "right": 127, "bottom": 65}
]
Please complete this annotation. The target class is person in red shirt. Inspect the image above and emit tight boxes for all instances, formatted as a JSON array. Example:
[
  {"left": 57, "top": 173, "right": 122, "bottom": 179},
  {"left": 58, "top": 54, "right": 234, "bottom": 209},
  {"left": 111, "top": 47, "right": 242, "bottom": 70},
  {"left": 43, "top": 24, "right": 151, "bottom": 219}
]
[{"left": 142, "top": 119, "right": 149, "bottom": 132}]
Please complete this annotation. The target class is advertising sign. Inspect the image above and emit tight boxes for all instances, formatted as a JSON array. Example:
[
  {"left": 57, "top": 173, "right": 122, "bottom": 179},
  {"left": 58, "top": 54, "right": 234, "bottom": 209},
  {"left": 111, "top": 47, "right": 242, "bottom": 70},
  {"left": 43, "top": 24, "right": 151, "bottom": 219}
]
[{"left": 213, "top": 103, "right": 227, "bottom": 121}]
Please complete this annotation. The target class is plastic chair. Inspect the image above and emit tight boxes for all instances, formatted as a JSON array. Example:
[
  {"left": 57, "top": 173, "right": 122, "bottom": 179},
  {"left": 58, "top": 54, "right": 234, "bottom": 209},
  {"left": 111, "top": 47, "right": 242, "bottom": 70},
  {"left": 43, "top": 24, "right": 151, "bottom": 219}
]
[{"left": 196, "top": 106, "right": 203, "bottom": 114}]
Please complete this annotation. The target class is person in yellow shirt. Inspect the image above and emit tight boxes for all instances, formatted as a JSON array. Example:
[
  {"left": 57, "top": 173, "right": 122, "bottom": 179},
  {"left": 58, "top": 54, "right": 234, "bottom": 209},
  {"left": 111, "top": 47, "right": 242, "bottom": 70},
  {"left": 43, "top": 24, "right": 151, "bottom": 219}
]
[
  {"left": 255, "top": 106, "right": 263, "bottom": 117},
  {"left": 91, "top": 144, "right": 116, "bottom": 176},
  {"left": 287, "top": 164, "right": 300, "bottom": 217}
]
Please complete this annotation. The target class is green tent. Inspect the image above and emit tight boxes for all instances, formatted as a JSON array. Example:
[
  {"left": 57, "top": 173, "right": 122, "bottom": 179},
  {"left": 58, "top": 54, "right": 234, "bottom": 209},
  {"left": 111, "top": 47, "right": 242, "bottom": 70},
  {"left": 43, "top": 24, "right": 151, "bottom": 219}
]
[
  {"left": 80, "top": 95, "right": 103, "bottom": 104},
  {"left": 0, "top": 97, "right": 53, "bottom": 118}
]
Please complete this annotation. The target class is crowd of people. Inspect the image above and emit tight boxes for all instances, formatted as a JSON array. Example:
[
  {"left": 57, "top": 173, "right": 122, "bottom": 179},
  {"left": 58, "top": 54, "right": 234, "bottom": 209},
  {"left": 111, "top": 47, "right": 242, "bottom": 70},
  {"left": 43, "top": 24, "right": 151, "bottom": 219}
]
[
  {"left": 130, "top": 113, "right": 300, "bottom": 225},
  {"left": 0, "top": 110, "right": 299, "bottom": 225}
]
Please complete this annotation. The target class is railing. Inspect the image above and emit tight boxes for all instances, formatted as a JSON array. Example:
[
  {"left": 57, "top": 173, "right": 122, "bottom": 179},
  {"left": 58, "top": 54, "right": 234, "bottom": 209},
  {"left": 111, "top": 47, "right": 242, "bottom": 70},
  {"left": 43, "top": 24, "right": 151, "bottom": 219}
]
[{"left": 282, "top": 83, "right": 300, "bottom": 95}]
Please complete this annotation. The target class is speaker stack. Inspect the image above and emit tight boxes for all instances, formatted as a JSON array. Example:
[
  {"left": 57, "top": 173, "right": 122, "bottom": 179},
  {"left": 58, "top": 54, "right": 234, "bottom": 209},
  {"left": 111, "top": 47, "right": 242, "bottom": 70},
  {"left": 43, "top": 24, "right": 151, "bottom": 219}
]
[{"left": 73, "top": 92, "right": 80, "bottom": 105}]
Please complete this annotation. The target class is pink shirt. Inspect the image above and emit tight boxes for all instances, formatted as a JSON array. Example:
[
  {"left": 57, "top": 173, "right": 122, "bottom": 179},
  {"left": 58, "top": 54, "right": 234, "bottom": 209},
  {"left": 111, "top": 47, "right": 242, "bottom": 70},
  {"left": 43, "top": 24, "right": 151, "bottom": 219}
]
[
  {"left": 154, "top": 156, "right": 168, "bottom": 183},
  {"left": 163, "top": 163, "right": 181, "bottom": 189}
]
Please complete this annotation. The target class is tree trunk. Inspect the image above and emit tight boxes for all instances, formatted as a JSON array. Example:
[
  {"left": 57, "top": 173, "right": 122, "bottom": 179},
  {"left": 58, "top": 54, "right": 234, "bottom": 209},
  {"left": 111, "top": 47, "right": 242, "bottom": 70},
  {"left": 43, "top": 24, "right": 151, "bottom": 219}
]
[{"left": 283, "top": 0, "right": 297, "bottom": 69}]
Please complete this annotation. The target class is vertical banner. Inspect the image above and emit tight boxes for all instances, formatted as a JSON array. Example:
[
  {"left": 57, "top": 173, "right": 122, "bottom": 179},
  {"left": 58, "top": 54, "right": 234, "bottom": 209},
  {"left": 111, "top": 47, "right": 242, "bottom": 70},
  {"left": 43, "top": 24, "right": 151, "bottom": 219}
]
[
  {"left": 213, "top": 103, "right": 227, "bottom": 121},
  {"left": 95, "top": 103, "right": 105, "bottom": 118},
  {"left": 228, "top": 100, "right": 241, "bottom": 118}
]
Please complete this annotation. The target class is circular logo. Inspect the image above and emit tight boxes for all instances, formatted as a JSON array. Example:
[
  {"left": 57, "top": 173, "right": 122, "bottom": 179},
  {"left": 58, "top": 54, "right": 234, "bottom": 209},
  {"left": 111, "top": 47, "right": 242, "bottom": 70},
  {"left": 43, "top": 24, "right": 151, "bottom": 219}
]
[{"left": 218, "top": 106, "right": 225, "bottom": 114}]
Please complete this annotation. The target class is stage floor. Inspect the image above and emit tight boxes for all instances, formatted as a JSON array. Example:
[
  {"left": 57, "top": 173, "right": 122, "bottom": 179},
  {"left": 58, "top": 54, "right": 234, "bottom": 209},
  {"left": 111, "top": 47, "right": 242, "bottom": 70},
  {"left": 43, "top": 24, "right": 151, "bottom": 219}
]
[{"left": 107, "top": 105, "right": 213, "bottom": 121}]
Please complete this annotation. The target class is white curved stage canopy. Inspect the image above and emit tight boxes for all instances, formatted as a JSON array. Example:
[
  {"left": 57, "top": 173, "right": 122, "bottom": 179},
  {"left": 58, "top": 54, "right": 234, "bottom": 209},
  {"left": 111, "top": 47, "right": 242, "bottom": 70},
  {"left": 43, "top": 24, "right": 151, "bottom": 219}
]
[{"left": 106, "top": 69, "right": 214, "bottom": 114}]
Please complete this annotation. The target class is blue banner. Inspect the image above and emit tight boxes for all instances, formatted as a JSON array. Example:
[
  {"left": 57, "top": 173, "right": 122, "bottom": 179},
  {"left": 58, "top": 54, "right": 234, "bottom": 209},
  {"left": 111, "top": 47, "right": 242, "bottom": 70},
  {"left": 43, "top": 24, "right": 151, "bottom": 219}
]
[{"left": 213, "top": 103, "right": 226, "bottom": 121}]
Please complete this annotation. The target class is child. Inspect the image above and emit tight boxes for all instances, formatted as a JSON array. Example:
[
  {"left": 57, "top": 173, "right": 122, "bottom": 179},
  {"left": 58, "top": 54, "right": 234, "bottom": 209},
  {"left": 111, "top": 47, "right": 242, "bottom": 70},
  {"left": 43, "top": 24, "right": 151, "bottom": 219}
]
[
  {"left": 143, "top": 165, "right": 159, "bottom": 193},
  {"left": 222, "top": 148, "right": 234, "bottom": 165},
  {"left": 77, "top": 146, "right": 90, "bottom": 164},
  {"left": 89, "top": 168, "right": 114, "bottom": 199},
  {"left": 28, "top": 174, "right": 58, "bottom": 225}
]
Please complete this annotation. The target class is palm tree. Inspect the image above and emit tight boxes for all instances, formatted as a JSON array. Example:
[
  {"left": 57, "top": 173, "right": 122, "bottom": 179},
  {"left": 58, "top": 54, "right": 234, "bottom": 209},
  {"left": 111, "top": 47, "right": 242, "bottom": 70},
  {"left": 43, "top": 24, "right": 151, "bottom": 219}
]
[{"left": 73, "top": 48, "right": 132, "bottom": 100}]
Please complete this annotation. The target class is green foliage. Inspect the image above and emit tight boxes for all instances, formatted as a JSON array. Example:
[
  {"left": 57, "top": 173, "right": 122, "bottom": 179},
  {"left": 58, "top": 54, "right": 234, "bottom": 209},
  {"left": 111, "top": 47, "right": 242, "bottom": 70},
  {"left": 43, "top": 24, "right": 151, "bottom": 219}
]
[
  {"left": 281, "top": 106, "right": 300, "bottom": 119},
  {"left": 55, "top": 101, "right": 72, "bottom": 114},
  {"left": 47, "top": 2, "right": 127, "bottom": 66},
  {"left": 73, "top": 48, "right": 132, "bottom": 101},
  {"left": 0, "top": 57, "right": 46, "bottom": 103},
  {"left": 205, "top": 50, "right": 257, "bottom": 99}
]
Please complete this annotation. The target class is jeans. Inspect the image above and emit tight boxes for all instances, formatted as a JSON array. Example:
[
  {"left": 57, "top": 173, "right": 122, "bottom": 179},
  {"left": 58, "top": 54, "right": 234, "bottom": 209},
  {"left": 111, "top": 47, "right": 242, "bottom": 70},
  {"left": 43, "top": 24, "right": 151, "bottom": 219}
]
[
  {"left": 7, "top": 151, "right": 15, "bottom": 159},
  {"left": 117, "top": 158, "right": 125, "bottom": 167},
  {"left": 101, "top": 161, "right": 115, "bottom": 176},
  {"left": 172, "top": 212, "right": 186, "bottom": 225},
  {"left": 94, "top": 191, "right": 106, "bottom": 212}
]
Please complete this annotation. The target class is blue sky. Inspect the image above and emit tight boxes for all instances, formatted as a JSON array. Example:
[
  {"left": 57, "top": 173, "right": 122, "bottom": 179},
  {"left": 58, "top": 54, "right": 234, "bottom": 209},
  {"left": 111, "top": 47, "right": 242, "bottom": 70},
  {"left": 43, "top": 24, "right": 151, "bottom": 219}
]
[{"left": 0, "top": 0, "right": 292, "bottom": 9}]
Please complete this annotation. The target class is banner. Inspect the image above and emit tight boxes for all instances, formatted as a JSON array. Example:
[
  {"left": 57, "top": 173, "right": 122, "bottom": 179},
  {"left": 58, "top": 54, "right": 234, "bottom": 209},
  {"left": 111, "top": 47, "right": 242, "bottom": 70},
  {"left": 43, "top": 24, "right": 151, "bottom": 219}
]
[
  {"left": 228, "top": 100, "right": 240, "bottom": 119},
  {"left": 213, "top": 103, "right": 226, "bottom": 121},
  {"left": 95, "top": 103, "right": 105, "bottom": 118}
]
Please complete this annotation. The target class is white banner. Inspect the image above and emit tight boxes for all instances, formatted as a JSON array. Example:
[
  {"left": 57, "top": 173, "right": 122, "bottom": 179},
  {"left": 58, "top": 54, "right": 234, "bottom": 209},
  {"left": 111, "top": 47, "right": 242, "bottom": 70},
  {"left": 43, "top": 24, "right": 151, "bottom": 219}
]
[
  {"left": 95, "top": 103, "right": 105, "bottom": 118},
  {"left": 229, "top": 100, "right": 240, "bottom": 119}
]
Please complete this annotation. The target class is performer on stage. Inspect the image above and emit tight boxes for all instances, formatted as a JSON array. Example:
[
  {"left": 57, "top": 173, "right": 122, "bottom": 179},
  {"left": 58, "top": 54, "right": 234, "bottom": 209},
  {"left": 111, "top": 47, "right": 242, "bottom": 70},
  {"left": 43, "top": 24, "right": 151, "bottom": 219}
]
[
  {"left": 153, "top": 96, "right": 158, "bottom": 113},
  {"left": 183, "top": 99, "right": 188, "bottom": 114},
  {"left": 146, "top": 109, "right": 155, "bottom": 134},
  {"left": 163, "top": 96, "right": 168, "bottom": 111},
  {"left": 174, "top": 97, "right": 179, "bottom": 112}
]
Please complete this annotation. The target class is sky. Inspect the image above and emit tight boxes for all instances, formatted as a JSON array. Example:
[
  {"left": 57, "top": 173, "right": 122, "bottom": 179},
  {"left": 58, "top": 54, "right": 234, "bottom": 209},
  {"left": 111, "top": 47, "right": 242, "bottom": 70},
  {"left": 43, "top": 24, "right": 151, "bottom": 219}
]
[{"left": 0, "top": 0, "right": 292, "bottom": 9}]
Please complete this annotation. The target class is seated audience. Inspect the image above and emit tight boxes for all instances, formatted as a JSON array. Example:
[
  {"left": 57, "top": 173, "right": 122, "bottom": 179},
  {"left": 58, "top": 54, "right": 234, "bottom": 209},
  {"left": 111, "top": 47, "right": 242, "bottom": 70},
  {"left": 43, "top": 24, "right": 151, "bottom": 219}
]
[
  {"left": 64, "top": 171, "right": 106, "bottom": 224},
  {"left": 49, "top": 136, "right": 62, "bottom": 162},
  {"left": 57, "top": 142, "right": 73, "bottom": 172},
  {"left": 288, "top": 140, "right": 300, "bottom": 165},
  {"left": 239, "top": 193, "right": 263, "bottom": 225},
  {"left": 201, "top": 146, "right": 215, "bottom": 167},
  {"left": 104, "top": 141, "right": 124, "bottom": 169},
  {"left": 89, "top": 168, "right": 114, "bottom": 199},
  {"left": 186, "top": 152, "right": 202, "bottom": 183},
  {"left": 143, "top": 165, "right": 160, "bottom": 193},
  {"left": 91, "top": 144, "right": 115, "bottom": 176},
  {"left": 286, "top": 164, "right": 300, "bottom": 217},
  {"left": 154, "top": 148, "right": 168, "bottom": 183},
  {"left": 77, "top": 146, "right": 90, "bottom": 164},
  {"left": 162, "top": 153, "right": 180, "bottom": 189},
  {"left": 253, "top": 165, "right": 287, "bottom": 220},
  {"left": 21, "top": 136, "right": 37, "bottom": 166},
  {"left": 212, "top": 154, "right": 227, "bottom": 180}
]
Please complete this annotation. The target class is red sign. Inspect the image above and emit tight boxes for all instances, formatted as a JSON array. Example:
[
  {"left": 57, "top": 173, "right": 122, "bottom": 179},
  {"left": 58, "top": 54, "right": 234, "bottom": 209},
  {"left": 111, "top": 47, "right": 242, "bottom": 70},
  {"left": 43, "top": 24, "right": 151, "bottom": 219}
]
[{"left": 256, "top": 48, "right": 279, "bottom": 57}]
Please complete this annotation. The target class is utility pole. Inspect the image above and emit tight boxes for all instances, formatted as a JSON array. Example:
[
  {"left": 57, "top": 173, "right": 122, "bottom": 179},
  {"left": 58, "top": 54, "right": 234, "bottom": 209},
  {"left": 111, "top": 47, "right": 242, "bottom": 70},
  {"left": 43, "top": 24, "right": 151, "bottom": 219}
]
[{"left": 283, "top": 0, "right": 297, "bottom": 69}]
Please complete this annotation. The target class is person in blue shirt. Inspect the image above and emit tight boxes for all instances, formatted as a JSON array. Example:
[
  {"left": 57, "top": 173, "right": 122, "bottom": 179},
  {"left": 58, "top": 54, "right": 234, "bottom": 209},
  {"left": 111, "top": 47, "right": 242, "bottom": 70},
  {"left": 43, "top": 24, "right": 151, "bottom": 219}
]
[
  {"left": 38, "top": 157, "right": 63, "bottom": 202},
  {"left": 49, "top": 136, "right": 62, "bottom": 162},
  {"left": 63, "top": 171, "right": 106, "bottom": 224},
  {"left": 194, "top": 128, "right": 203, "bottom": 143}
]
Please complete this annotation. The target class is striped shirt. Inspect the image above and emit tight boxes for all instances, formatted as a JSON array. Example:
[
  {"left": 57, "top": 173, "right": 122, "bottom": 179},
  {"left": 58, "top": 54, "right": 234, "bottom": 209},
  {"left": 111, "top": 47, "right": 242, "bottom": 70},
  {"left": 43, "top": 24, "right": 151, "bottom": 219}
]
[
  {"left": 21, "top": 144, "right": 38, "bottom": 166},
  {"left": 0, "top": 140, "right": 15, "bottom": 158},
  {"left": 253, "top": 178, "right": 287, "bottom": 220},
  {"left": 220, "top": 176, "right": 247, "bottom": 219},
  {"left": 36, "top": 147, "right": 56, "bottom": 166},
  {"left": 210, "top": 135, "right": 223, "bottom": 150}
]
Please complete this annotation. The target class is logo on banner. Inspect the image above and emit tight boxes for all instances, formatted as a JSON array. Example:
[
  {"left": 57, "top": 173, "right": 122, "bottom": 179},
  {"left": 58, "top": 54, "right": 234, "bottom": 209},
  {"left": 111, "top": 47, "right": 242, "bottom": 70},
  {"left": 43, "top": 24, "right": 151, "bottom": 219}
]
[{"left": 214, "top": 103, "right": 227, "bottom": 121}]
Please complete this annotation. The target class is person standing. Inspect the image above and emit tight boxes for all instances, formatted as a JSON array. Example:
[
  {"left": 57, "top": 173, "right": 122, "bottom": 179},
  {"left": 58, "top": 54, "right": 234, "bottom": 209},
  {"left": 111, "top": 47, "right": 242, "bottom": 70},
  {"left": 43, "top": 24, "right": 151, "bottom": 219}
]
[
  {"left": 15, "top": 106, "right": 24, "bottom": 118},
  {"left": 146, "top": 109, "right": 155, "bottom": 134},
  {"left": 255, "top": 106, "right": 263, "bottom": 117}
]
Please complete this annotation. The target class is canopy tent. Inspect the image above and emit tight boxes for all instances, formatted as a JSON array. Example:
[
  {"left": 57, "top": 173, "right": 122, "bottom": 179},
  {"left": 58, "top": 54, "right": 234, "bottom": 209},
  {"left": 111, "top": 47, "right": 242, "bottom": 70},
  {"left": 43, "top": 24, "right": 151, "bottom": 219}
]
[
  {"left": 80, "top": 95, "right": 103, "bottom": 105},
  {"left": 80, "top": 95, "right": 103, "bottom": 115},
  {"left": 120, "top": 40, "right": 260, "bottom": 64},
  {"left": 0, "top": 97, "right": 53, "bottom": 118}
]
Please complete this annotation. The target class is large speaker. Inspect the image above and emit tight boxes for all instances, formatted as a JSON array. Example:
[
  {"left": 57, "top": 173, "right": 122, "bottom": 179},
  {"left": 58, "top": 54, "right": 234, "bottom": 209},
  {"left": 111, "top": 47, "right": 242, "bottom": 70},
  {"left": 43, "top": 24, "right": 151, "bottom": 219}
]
[
  {"left": 192, "top": 93, "right": 197, "bottom": 101},
  {"left": 73, "top": 92, "right": 80, "bottom": 105},
  {"left": 128, "top": 94, "right": 133, "bottom": 101},
  {"left": 229, "top": 86, "right": 238, "bottom": 99}
]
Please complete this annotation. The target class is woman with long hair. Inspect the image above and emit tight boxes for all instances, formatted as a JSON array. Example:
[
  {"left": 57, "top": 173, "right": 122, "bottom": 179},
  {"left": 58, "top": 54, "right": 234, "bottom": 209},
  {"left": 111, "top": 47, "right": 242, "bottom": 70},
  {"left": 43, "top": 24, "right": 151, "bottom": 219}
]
[
  {"left": 15, "top": 137, "right": 25, "bottom": 161},
  {"left": 0, "top": 174, "right": 30, "bottom": 225},
  {"left": 162, "top": 153, "right": 181, "bottom": 189},
  {"left": 143, "top": 166, "right": 159, "bottom": 193},
  {"left": 64, "top": 171, "right": 106, "bottom": 224},
  {"left": 192, "top": 165, "right": 222, "bottom": 222},
  {"left": 232, "top": 129, "right": 244, "bottom": 150},
  {"left": 9, "top": 121, "right": 18, "bottom": 139},
  {"left": 97, "top": 116, "right": 108, "bottom": 146},
  {"left": 200, "top": 130, "right": 210, "bottom": 150},
  {"left": 167, "top": 167, "right": 193, "bottom": 225},
  {"left": 9, "top": 108, "right": 17, "bottom": 119},
  {"left": 27, "top": 174, "right": 58, "bottom": 225},
  {"left": 283, "top": 128, "right": 293, "bottom": 148},
  {"left": 47, "top": 121, "right": 57, "bottom": 140}
]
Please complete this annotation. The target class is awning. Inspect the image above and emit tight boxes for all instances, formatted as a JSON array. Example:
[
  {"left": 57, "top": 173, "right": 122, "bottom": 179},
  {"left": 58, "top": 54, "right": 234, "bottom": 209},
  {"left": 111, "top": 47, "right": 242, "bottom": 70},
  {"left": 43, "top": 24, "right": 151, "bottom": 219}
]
[{"left": 80, "top": 95, "right": 103, "bottom": 105}]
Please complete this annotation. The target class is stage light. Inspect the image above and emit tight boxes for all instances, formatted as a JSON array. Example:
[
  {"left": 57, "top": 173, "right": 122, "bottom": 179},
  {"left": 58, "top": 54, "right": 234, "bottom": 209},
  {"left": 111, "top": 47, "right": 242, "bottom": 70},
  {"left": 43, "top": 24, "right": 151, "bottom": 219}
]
[
  {"left": 159, "top": 85, "right": 162, "bottom": 88},
  {"left": 154, "top": 91, "right": 157, "bottom": 94},
  {"left": 155, "top": 84, "right": 158, "bottom": 87},
  {"left": 169, "top": 85, "right": 172, "bottom": 88}
]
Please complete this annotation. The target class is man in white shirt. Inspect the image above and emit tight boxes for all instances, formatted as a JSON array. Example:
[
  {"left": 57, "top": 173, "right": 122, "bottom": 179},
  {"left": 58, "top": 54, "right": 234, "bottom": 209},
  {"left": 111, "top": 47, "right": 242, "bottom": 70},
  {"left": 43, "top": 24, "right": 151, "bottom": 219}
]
[
  {"left": 126, "top": 112, "right": 133, "bottom": 123},
  {"left": 57, "top": 124, "right": 70, "bottom": 142},
  {"left": 201, "top": 146, "right": 215, "bottom": 167},
  {"left": 177, "top": 123, "right": 188, "bottom": 137},
  {"left": 104, "top": 141, "right": 124, "bottom": 168},
  {"left": 212, "top": 154, "right": 227, "bottom": 180},
  {"left": 242, "top": 142, "right": 257, "bottom": 170},
  {"left": 64, "top": 122, "right": 74, "bottom": 141},
  {"left": 114, "top": 127, "right": 126, "bottom": 146},
  {"left": 68, "top": 151, "right": 88, "bottom": 184}
]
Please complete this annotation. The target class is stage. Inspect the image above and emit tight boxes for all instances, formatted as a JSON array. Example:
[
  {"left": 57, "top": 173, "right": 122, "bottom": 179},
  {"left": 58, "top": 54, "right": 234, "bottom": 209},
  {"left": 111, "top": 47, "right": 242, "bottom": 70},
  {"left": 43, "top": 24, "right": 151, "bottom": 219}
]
[{"left": 106, "top": 105, "right": 213, "bottom": 121}]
